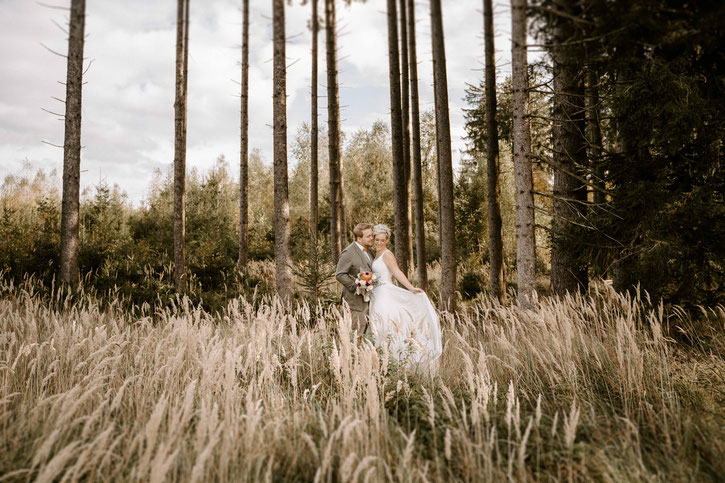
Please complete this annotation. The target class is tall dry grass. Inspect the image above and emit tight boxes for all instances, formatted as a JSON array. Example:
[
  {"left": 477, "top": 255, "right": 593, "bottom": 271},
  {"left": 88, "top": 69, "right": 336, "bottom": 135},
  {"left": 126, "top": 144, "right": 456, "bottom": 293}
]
[{"left": 1, "top": 275, "right": 723, "bottom": 482}]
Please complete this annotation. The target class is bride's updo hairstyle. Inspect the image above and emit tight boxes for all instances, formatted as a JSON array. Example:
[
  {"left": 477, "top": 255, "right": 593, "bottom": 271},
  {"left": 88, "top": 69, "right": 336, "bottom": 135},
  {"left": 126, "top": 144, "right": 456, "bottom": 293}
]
[{"left": 372, "top": 224, "right": 391, "bottom": 239}]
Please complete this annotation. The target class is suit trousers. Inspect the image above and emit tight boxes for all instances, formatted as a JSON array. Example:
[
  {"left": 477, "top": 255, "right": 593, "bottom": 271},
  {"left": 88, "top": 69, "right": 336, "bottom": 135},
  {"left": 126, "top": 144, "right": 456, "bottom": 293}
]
[{"left": 349, "top": 306, "right": 369, "bottom": 335}]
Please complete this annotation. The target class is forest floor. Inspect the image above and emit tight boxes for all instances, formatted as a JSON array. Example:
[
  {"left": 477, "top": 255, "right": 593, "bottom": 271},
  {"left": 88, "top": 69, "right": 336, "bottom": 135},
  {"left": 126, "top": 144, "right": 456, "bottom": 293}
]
[{"left": 1, "top": 276, "right": 724, "bottom": 482}]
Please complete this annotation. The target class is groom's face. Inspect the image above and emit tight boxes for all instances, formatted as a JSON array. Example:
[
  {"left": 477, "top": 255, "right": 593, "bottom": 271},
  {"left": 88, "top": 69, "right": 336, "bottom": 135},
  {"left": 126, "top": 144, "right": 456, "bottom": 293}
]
[{"left": 359, "top": 228, "right": 374, "bottom": 249}]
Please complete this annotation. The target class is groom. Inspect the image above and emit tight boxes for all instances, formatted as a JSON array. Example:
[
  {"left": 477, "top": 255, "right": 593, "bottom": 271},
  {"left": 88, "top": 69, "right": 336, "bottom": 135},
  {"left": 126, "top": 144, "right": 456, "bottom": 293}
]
[{"left": 335, "top": 223, "right": 375, "bottom": 335}]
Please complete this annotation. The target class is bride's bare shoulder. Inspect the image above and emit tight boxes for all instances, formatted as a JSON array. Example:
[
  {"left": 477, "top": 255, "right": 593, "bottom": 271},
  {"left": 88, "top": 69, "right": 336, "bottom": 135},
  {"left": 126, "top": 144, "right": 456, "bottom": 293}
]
[{"left": 382, "top": 250, "right": 396, "bottom": 263}]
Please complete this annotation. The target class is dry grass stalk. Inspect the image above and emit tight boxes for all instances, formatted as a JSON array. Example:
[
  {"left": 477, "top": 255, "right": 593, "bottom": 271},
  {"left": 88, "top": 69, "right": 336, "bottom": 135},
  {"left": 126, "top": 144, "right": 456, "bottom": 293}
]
[{"left": 1, "top": 275, "right": 723, "bottom": 481}]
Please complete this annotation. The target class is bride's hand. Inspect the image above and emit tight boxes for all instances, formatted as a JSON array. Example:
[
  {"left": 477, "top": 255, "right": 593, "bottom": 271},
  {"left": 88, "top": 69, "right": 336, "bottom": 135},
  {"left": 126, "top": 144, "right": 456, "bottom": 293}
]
[{"left": 411, "top": 287, "right": 425, "bottom": 294}]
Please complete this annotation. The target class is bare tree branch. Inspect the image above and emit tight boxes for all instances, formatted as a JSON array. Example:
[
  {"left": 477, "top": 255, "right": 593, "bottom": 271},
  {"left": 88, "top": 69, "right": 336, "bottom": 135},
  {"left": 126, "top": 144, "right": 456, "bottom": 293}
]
[
  {"left": 82, "top": 58, "right": 94, "bottom": 76},
  {"left": 529, "top": 153, "right": 610, "bottom": 195},
  {"left": 40, "top": 42, "right": 67, "bottom": 58},
  {"left": 50, "top": 18, "right": 68, "bottom": 35},
  {"left": 36, "top": 2, "right": 70, "bottom": 10},
  {"left": 529, "top": 5, "right": 594, "bottom": 26},
  {"left": 41, "top": 107, "right": 65, "bottom": 117}
]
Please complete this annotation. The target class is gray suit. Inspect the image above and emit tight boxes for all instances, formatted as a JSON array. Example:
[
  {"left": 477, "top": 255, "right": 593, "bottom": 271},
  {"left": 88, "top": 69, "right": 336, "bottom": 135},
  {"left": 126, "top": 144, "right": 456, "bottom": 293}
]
[{"left": 335, "top": 242, "right": 373, "bottom": 333}]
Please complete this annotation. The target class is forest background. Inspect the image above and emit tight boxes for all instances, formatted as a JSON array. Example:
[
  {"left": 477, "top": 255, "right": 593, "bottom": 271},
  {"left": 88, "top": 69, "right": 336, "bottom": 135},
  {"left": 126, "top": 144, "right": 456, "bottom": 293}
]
[
  {"left": 1, "top": 0, "right": 725, "bottom": 481},
  {"left": 2, "top": 4, "right": 723, "bottom": 310}
]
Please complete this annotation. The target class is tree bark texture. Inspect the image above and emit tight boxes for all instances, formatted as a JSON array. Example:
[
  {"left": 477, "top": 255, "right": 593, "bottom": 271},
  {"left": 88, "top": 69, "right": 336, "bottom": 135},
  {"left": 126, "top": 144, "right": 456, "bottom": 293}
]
[
  {"left": 239, "top": 0, "right": 250, "bottom": 267},
  {"left": 406, "top": 0, "right": 427, "bottom": 290},
  {"left": 339, "top": 157, "right": 346, "bottom": 247},
  {"left": 550, "top": 0, "right": 589, "bottom": 295},
  {"left": 325, "top": 0, "right": 343, "bottom": 263},
  {"left": 586, "top": 68, "right": 605, "bottom": 206},
  {"left": 430, "top": 0, "right": 457, "bottom": 311},
  {"left": 310, "top": 0, "right": 319, "bottom": 242},
  {"left": 273, "top": 0, "right": 294, "bottom": 302},
  {"left": 59, "top": 0, "right": 85, "bottom": 287},
  {"left": 511, "top": 0, "right": 536, "bottom": 305},
  {"left": 387, "top": 0, "right": 410, "bottom": 276},
  {"left": 173, "top": 0, "right": 189, "bottom": 293},
  {"left": 483, "top": 0, "right": 504, "bottom": 301},
  {"left": 399, "top": 0, "right": 414, "bottom": 271}
]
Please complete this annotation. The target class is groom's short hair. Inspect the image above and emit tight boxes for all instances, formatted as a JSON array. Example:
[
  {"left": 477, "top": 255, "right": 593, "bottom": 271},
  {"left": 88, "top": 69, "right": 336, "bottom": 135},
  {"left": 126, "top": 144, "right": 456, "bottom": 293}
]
[{"left": 353, "top": 223, "right": 373, "bottom": 240}]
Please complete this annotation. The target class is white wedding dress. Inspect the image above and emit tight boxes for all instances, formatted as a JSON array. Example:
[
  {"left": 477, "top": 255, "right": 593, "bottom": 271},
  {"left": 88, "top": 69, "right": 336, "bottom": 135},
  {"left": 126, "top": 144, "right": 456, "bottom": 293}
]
[{"left": 369, "top": 250, "right": 442, "bottom": 369}]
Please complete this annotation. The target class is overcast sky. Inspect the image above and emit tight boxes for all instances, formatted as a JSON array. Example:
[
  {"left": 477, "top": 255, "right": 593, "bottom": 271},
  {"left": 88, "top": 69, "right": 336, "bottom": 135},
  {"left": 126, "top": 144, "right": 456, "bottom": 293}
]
[{"left": 0, "top": 0, "right": 519, "bottom": 204}]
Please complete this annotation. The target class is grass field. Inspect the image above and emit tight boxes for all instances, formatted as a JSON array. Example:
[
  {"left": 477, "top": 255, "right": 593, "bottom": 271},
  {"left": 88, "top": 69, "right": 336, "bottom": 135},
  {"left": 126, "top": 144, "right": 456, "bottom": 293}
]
[{"left": 1, "top": 274, "right": 724, "bottom": 482}]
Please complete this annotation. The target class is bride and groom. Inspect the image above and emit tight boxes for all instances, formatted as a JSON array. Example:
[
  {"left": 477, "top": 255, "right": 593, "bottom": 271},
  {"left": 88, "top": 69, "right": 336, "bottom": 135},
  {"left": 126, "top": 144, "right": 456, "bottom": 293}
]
[{"left": 335, "top": 222, "right": 442, "bottom": 369}]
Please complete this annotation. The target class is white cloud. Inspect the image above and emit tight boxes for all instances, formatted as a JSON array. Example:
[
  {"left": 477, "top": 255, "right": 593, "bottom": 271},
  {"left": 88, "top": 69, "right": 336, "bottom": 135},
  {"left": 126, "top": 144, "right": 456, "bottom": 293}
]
[{"left": 0, "top": 0, "right": 521, "bottom": 205}]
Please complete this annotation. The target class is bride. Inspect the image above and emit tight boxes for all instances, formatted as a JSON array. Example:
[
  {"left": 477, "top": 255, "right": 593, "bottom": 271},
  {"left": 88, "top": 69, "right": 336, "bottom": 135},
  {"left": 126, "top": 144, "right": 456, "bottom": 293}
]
[{"left": 368, "top": 224, "right": 442, "bottom": 370}]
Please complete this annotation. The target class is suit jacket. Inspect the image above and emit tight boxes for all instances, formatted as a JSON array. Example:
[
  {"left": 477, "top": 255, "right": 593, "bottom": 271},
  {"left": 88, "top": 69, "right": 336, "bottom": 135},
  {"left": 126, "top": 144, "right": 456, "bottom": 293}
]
[{"left": 335, "top": 242, "right": 373, "bottom": 312}]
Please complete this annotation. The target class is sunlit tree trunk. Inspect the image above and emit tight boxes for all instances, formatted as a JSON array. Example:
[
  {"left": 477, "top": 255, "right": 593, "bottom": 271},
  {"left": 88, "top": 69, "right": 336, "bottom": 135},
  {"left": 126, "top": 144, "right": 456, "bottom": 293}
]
[
  {"left": 310, "top": 0, "right": 319, "bottom": 243},
  {"left": 430, "top": 0, "right": 456, "bottom": 311},
  {"left": 387, "top": 0, "right": 410, "bottom": 276},
  {"left": 310, "top": 0, "right": 320, "bottom": 303},
  {"left": 238, "top": 0, "right": 249, "bottom": 267},
  {"left": 273, "top": 0, "right": 294, "bottom": 302},
  {"left": 483, "top": 0, "right": 503, "bottom": 300},
  {"left": 325, "top": 0, "right": 343, "bottom": 263},
  {"left": 173, "top": 0, "right": 189, "bottom": 293},
  {"left": 406, "top": 0, "right": 427, "bottom": 290},
  {"left": 511, "top": 0, "right": 536, "bottom": 306},
  {"left": 399, "top": 0, "right": 414, "bottom": 272},
  {"left": 338, "top": 158, "right": 346, "bottom": 247},
  {"left": 59, "top": 0, "right": 86, "bottom": 287}
]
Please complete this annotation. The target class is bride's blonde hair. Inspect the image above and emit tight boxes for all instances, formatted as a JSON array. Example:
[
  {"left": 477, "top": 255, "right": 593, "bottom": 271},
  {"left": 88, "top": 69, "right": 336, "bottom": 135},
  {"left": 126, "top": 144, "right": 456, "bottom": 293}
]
[{"left": 372, "top": 224, "right": 391, "bottom": 239}]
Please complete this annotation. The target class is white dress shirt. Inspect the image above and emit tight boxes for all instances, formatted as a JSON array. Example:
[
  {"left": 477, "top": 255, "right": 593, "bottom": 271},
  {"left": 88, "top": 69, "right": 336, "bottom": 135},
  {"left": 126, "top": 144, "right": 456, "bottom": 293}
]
[{"left": 354, "top": 241, "right": 371, "bottom": 263}]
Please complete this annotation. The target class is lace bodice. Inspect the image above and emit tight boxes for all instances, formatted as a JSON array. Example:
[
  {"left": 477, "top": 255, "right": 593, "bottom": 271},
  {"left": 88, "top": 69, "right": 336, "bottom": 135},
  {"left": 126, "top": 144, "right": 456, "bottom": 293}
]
[{"left": 372, "top": 251, "right": 393, "bottom": 285}]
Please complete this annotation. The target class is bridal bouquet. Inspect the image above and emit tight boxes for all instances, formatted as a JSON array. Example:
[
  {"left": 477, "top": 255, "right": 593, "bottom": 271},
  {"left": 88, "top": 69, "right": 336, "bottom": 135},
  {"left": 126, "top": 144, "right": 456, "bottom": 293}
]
[{"left": 354, "top": 271, "right": 379, "bottom": 302}]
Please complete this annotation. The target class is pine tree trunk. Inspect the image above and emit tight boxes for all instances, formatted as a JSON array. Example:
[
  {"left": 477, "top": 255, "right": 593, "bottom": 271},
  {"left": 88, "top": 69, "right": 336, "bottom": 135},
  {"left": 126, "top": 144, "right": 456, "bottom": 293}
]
[
  {"left": 387, "top": 0, "right": 410, "bottom": 276},
  {"left": 339, "top": 158, "right": 346, "bottom": 248},
  {"left": 550, "top": 0, "right": 588, "bottom": 295},
  {"left": 310, "top": 0, "right": 319, "bottom": 243},
  {"left": 430, "top": 0, "right": 456, "bottom": 311},
  {"left": 511, "top": 0, "right": 536, "bottom": 306},
  {"left": 310, "top": 0, "right": 320, "bottom": 301},
  {"left": 586, "top": 68, "right": 605, "bottom": 206},
  {"left": 483, "top": 0, "right": 504, "bottom": 301},
  {"left": 173, "top": 0, "right": 189, "bottom": 293},
  {"left": 238, "top": 0, "right": 250, "bottom": 268},
  {"left": 325, "top": 0, "right": 342, "bottom": 263},
  {"left": 406, "top": 0, "right": 427, "bottom": 290},
  {"left": 59, "top": 0, "right": 85, "bottom": 288},
  {"left": 399, "top": 0, "right": 414, "bottom": 274},
  {"left": 273, "top": 0, "right": 294, "bottom": 302},
  {"left": 612, "top": 97, "right": 632, "bottom": 292}
]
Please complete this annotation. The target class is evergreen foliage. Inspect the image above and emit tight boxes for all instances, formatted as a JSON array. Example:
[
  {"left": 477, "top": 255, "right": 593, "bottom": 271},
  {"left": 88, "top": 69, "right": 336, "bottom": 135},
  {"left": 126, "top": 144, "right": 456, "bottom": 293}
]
[
  {"left": 530, "top": 0, "right": 725, "bottom": 306},
  {"left": 460, "top": 72, "right": 553, "bottom": 292}
]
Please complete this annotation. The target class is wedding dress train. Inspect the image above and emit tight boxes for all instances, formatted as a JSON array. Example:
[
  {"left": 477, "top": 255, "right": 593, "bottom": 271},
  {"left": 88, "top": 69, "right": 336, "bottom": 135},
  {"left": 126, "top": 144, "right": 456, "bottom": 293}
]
[{"left": 369, "top": 251, "right": 442, "bottom": 369}]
